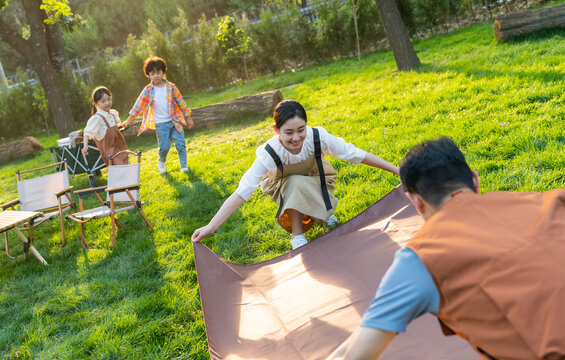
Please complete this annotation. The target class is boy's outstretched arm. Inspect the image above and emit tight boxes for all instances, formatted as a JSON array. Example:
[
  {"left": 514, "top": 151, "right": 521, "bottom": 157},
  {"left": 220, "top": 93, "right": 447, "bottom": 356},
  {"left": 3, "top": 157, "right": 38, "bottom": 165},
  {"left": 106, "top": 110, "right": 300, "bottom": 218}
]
[{"left": 326, "top": 327, "right": 396, "bottom": 360}]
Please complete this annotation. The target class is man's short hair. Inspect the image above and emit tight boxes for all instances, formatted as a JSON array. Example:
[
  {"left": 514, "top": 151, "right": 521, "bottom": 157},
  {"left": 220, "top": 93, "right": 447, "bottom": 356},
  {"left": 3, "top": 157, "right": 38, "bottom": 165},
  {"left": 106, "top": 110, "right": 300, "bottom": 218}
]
[{"left": 399, "top": 137, "right": 475, "bottom": 207}]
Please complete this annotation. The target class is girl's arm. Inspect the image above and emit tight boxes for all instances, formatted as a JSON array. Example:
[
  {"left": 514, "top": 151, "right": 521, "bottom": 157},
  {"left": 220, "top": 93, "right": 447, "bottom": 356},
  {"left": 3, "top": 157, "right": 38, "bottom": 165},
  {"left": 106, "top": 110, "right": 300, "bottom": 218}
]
[
  {"left": 111, "top": 110, "right": 123, "bottom": 127},
  {"left": 361, "top": 153, "right": 399, "bottom": 175},
  {"left": 191, "top": 193, "right": 246, "bottom": 242},
  {"left": 82, "top": 116, "right": 98, "bottom": 155},
  {"left": 82, "top": 138, "right": 89, "bottom": 155}
]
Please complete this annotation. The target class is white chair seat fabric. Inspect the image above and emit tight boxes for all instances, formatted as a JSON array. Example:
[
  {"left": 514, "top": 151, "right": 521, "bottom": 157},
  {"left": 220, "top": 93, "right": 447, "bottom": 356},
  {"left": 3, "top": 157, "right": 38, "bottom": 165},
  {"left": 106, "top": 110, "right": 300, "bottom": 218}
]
[
  {"left": 35, "top": 206, "right": 70, "bottom": 222},
  {"left": 72, "top": 205, "right": 136, "bottom": 219}
]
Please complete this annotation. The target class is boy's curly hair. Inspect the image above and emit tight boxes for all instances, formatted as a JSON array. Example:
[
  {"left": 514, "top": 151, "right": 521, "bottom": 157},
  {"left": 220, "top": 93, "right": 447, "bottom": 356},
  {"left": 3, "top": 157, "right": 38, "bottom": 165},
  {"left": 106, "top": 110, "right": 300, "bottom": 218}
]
[{"left": 143, "top": 56, "right": 167, "bottom": 77}]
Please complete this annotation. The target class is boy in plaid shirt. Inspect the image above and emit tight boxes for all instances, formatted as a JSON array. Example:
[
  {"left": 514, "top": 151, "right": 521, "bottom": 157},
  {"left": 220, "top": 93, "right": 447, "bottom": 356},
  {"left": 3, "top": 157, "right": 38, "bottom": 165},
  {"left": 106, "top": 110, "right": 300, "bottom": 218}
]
[{"left": 124, "top": 56, "right": 194, "bottom": 174}]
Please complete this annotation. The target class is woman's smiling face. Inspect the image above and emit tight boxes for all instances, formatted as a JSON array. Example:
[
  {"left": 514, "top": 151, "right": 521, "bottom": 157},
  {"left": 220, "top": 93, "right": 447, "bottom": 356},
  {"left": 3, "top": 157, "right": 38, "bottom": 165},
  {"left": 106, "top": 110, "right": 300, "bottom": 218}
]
[{"left": 278, "top": 116, "right": 307, "bottom": 155}]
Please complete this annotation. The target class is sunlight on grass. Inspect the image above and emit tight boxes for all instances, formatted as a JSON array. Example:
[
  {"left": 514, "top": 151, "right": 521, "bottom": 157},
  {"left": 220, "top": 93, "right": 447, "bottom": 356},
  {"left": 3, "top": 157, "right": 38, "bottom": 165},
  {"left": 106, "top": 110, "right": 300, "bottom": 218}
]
[
  {"left": 77, "top": 248, "right": 110, "bottom": 266},
  {"left": 1, "top": 20, "right": 565, "bottom": 359}
]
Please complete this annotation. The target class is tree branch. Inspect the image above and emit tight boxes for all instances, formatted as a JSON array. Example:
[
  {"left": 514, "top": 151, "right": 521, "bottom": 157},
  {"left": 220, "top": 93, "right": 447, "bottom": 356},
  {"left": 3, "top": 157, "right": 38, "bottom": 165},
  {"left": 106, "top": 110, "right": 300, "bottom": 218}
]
[{"left": 0, "top": 16, "right": 31, "bottom": 58}]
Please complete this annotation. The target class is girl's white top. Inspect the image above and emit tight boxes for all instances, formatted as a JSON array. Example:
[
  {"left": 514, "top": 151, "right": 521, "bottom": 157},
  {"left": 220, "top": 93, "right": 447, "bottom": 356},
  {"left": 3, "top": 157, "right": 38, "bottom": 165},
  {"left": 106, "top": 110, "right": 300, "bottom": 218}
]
[
  {"left": 84, "top": 109, "right": 121, "bottom": 141},
  {"left": 235, "top": 126, "right": 366, "bottom": 200}
]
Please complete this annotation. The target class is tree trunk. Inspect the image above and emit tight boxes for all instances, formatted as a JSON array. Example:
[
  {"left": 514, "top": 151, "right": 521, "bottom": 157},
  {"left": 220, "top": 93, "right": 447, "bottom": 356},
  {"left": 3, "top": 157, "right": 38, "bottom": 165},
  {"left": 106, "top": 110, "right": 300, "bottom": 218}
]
[
  {"left": 352, "top": 0, "right": 361, "bottom": 62},
  {"left": 29, "top": 53, "right": 76, "bottom": 137},
  {"left": 374, "top": 0, "right": 420, "bottom": 70},
  {"left": 45, "top": 22, "right": 69, "bottom": 72},
  {"left": 0, "top": 0, "right": 76, "bottom": 138},
  {"left": 23, "top": 0, "right": 75, "bottom": 138}
]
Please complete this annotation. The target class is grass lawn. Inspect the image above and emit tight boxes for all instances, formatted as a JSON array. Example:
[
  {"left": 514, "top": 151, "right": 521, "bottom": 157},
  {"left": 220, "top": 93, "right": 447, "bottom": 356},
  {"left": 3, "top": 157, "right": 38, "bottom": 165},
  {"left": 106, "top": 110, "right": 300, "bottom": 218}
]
[{"left": 1, "top": 20, "right": 565, "bottom": 359}]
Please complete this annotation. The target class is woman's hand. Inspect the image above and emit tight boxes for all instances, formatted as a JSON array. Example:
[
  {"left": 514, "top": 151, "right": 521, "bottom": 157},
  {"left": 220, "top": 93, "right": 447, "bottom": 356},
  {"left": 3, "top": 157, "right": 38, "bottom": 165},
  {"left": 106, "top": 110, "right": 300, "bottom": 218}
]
[
  {"left": 192, "top": 224, "right": 215, "bottom": 242},
  {"left": 82, "top": 146, "right": 88, "bottom": 156}
]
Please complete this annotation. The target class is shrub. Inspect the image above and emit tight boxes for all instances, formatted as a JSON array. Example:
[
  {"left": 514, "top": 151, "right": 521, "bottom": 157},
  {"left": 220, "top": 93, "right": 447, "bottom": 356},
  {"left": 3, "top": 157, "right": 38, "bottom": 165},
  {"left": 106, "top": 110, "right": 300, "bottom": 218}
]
[
  {"left": 312, "top": 0, "right": 355, "bottom": 59},
  {"left": 170, "top": 10, "right": 204, "bottom": 91},
  {"left": 0, "top": 71, "right": 51, "bottom": 140},
  {"left": 249, "top": 3, "right": 316, "bottom": 73},
  {"left": 195, "top": 15, "right": 228, "bottom": 88}
]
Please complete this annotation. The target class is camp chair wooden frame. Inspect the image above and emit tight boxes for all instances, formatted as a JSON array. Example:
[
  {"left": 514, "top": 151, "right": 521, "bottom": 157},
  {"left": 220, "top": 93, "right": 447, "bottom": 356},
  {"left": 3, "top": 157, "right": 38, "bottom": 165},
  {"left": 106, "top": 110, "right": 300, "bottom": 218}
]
[
  {"left": 67, "top": 150, "right": 153, "bottom": 248},
  {"left": 0, "top": 161, "right": 77, "bottom": 254}
]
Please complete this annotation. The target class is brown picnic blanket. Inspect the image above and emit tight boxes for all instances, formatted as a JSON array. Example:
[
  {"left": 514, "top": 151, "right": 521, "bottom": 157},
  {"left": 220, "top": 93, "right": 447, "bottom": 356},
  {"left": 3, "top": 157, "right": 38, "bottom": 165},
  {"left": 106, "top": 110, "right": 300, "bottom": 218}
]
[{"left": 193, "top": 186, "right": 478, "bottom": 359}]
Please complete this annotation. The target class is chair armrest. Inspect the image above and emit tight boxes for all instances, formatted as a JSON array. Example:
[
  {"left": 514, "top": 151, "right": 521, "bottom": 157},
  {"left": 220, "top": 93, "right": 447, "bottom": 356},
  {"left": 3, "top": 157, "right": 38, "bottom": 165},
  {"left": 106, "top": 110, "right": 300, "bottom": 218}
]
[
  {"left": 74, "top": 186, "right": 107, "bottom": 198},
  {"left": 106, "top": 184, "right": 141, "bottom": 195},
  {"left": 1, "top": 198, "right": 20, "bottom": 211},
  {"left": 55, "top": 186, "right": 74, "bottom": 197}
]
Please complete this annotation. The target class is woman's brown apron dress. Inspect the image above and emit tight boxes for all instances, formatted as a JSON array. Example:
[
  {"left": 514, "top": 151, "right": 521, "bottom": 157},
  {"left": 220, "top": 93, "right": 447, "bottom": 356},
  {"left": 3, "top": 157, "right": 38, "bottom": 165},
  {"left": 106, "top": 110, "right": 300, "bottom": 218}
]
[
  {"left": 260, "top": 128, "right": 337, "bottom": 233},
  {"left": 94, "top": 114, "right": 129, "bottom": 165}
]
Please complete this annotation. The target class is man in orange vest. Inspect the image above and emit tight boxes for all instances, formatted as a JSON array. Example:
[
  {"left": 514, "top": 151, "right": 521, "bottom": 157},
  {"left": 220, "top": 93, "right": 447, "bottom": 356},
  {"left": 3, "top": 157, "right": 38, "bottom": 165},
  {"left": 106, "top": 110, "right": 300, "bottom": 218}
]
[{"left": 328, "top": 137, "right": 565, "bottom": 360}]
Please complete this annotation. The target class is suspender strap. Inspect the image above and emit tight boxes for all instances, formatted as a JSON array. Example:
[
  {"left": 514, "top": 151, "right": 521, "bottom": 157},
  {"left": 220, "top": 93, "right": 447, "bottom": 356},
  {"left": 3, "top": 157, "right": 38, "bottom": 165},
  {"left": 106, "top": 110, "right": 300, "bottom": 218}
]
[
  {"left": 313, "top": 128, "right": 332, "bottom": 211},
  {"left": 264, "top": 143, "right": 285, "bottom": 218},
  {"left": 264, "top": 143, "right": 283, "bottom": 176},
  {"left": 97, "top": 114, "right": 112, "bottom": 128}
]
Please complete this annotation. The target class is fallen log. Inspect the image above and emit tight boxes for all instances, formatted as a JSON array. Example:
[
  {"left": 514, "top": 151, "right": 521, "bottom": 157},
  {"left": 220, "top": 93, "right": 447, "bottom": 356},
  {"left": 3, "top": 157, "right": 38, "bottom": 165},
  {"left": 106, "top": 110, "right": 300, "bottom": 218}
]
[
  {"left": 122, "top": 89, "right": 283, "bottom": 137},
  {"left": 0, "top": 136, "right": 44, "bottom": 163},
  {"left": 494, "top": 4, "right": 565, "bottom": 41}
]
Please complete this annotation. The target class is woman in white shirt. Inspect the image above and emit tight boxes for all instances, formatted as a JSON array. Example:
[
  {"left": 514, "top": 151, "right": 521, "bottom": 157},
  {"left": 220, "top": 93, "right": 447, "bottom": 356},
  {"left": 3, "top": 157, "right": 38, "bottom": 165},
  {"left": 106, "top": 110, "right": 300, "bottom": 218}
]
[
  {"left": 192, "top": 100, "right": 399, "bottom": 249},
  {"left": 82, "top": 86, "right": 128, "bottom": 165}
]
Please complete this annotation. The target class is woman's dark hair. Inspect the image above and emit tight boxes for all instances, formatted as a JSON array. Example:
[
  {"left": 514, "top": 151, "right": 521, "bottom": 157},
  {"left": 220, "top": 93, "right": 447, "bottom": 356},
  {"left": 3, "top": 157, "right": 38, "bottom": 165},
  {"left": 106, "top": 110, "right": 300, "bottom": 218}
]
[
  {"left": 273, "top": 100, "right": 307, "bottom": 129},
  {"left": 90, "top": 86, "right": 112, "bottom": 115},
  {"left": 399, "top": 137, "right": 475, "bottom": 207},
  {"left": 144, "top": 56, "right": 167, "bottom": 77}
]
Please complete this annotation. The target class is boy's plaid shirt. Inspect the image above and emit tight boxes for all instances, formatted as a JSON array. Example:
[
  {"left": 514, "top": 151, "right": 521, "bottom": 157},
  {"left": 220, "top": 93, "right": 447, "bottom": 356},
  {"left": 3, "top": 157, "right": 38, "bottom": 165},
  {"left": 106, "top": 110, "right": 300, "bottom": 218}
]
[{"left": 129, "top": 81, "right": 192, "bottom": 134}]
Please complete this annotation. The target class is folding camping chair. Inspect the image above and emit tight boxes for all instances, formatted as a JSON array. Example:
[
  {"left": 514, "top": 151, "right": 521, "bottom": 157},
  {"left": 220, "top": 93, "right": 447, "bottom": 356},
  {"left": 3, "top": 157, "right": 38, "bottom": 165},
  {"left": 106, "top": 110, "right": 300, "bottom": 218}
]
[
  {"left": 0, "top": 161, "right": 77, "bottom": 252},
  {"left": 67, "top": 150, "right": 153, "bottom": 248}
]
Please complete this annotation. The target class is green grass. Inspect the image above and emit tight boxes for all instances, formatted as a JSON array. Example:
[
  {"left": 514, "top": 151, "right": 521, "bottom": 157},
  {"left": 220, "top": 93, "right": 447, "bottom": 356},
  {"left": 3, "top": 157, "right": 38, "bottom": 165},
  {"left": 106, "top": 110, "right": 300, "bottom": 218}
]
[{"left": 1, "top": 21, "right": 565, "bottom": 359}]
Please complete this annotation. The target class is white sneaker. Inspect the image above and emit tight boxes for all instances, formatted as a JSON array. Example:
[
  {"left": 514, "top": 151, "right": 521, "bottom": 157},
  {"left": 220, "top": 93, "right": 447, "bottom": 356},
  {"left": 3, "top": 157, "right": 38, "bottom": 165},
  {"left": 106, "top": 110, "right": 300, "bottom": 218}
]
[
  {"left": 181, "top": 167, "right": 189, "bottom": 173},
  {"left": 158, "top": 160, "right": 167, "bottom": 174},
  {"left": 326, "top": 214, "right": 340, "bottom": 229},
  {"left": 290, "top": 234, "right": 308, "bottom": 249}
]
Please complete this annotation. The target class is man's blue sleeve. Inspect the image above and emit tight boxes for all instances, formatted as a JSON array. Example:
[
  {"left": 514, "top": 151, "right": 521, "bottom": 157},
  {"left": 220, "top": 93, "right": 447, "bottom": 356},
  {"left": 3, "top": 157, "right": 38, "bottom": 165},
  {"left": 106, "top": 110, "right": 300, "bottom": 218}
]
[{"left": 359, "top": 247, "right": 439, "bottom": 333}]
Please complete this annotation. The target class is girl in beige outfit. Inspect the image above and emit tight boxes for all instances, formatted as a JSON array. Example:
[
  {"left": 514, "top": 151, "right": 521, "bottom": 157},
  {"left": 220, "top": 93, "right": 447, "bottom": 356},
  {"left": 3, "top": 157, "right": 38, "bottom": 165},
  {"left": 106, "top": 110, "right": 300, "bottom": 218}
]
[{"left": 192, "top": 100, "right": 399, "bottom": 249}]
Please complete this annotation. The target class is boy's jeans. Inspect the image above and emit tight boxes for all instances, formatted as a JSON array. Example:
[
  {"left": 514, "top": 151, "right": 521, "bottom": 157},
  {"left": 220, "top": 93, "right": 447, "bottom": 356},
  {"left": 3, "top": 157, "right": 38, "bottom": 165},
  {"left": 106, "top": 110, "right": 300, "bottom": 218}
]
[{"left": 155, "top": 121, "right": 187, "bottom": 169}]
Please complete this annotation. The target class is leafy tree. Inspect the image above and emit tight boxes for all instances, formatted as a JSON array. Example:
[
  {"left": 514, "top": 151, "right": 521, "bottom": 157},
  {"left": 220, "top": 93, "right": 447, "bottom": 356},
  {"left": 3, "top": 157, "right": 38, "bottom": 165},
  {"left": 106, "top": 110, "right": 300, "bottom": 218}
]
[
  {"left": 0, "top": 0, "right": 78, "bottom": 137},
  {"left": 216, "top": 15, "right": 251, "bottom": 82}
]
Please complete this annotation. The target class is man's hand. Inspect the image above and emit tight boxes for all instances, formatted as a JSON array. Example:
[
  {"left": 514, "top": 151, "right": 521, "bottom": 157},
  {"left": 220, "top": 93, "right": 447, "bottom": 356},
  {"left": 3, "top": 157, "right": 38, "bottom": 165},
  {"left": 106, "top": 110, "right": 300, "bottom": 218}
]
[{"left": 187, "top": 118, "right": 194, "bottom": 130}]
